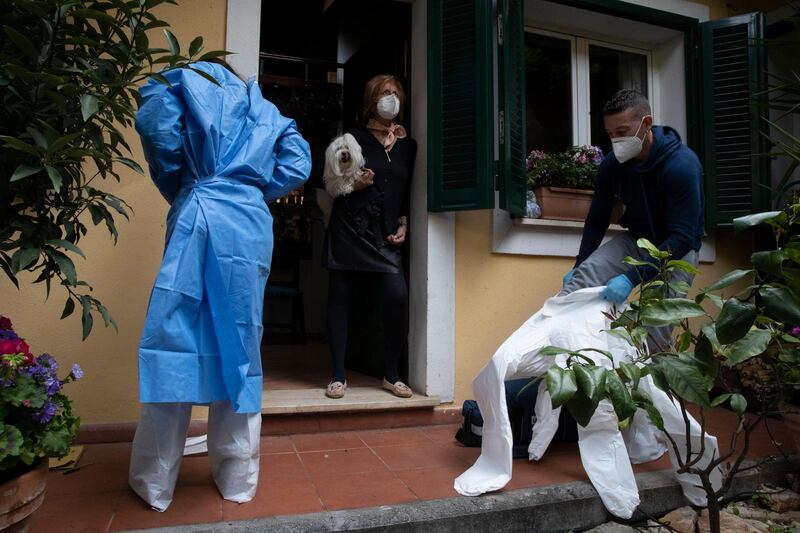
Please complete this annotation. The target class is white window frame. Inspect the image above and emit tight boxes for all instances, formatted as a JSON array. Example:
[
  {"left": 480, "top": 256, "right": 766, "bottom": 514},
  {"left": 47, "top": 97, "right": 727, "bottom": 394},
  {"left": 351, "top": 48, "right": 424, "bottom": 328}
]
[{"left": 495, "top": 19, "right": 715, "bottom": 263}]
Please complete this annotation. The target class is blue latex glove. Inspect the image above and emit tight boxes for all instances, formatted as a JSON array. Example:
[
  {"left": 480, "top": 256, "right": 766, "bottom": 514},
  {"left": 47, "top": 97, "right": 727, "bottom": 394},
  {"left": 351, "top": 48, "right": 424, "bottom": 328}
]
[
  {"left": 602, "top": 274, "right": 634, "bottom": 304},
  {"left": 563, "top": 268, "right": 576, "bottom": 287}
]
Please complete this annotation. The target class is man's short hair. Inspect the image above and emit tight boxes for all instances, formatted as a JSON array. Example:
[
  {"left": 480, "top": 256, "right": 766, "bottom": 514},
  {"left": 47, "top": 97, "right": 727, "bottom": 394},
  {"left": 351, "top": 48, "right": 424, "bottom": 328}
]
[{"left": 603, "top": 89, "right": 651, "bottom": 118}]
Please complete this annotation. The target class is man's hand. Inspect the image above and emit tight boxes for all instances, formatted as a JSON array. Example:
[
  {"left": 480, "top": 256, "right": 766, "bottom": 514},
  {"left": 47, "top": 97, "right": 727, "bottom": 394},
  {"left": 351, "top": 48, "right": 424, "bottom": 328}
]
[
  {"left": 602, "top": 274, "right": 634, "bottom": 304},
  {"left": 563, "top": 268, "right": 576, "bottom": 287},
  {"left": 352, "top": 168, "right": 375, "bottom": 191}
]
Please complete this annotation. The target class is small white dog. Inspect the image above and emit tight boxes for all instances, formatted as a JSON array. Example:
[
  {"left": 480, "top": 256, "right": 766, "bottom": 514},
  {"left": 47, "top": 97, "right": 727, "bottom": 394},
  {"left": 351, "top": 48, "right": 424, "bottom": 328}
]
[{"left": 323, "top": 133, "right": 365, "bottom": 198}]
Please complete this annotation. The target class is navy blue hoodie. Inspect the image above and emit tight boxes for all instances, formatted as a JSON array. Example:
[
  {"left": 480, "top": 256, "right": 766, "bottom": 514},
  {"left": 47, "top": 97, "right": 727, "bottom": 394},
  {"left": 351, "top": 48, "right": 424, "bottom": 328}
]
[{"left": 575, "top": 126, "right": 704, "bottom": 284}]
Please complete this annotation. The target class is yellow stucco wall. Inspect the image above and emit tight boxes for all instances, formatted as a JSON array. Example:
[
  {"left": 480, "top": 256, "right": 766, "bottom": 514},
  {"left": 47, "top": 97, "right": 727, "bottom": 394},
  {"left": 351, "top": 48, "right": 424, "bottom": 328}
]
[{"left": 0, "top": 1, "right": 226, "bottom": 424}]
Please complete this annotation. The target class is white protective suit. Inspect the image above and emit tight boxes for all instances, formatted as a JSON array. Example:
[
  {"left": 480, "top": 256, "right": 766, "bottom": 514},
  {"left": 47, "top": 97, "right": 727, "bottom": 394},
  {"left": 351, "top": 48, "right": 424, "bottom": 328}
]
[{"left": 454, "top": 287, "right": 722, "bottom": 518}]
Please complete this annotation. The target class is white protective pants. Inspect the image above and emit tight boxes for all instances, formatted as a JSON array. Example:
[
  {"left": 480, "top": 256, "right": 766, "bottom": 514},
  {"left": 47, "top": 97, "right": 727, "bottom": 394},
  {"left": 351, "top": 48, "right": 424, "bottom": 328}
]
[
  {"left": 129, "top": 401, "right": 261, "bottom": 511},
  {"left": 453, "top": 287, "right": 721, "bottom": 518}
]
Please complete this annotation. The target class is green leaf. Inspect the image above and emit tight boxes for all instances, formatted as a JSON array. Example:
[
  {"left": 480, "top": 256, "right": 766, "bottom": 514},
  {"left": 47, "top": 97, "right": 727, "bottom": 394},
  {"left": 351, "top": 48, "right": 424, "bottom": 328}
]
[
  {"left": 163, "top": 29, "right": 180, "bottom": 55},
  {"left": 716, "top": 298, "right": 758, "bottom": 344},
  {"left": 752, "top": 250, "right": 786, "bottom": 278},
  {"left": 723, "top": 329, "right": 773, "bottom": 365},
  {"left": 711, "top": 393, "right": 732, "bottom": 407},
  {"left": 44, "top": 165, "right": 63, "bottom": 191},
  {"left": 637, "top": 238, "right": 669, "bottom": 259},
  {"left": 623, "top": 257, "right": 653, "bottom": 267},
  {"left": 198, "top": 50, "right": 231, "bottom": 61},
  {"left": 759, "top": 286, "right": 800, "bottom": 325},
  {"left": 80, "top": 94, "right": 99, "bottom": 122},
  {"left": 565, "top": 390, "right": 598, "bottom": 427},
  {"left": 619, "top": 362, "right": 641, "bottom": 390},
  {"left": 643, "top": 402, "right": 665, "bottom": 431},
  {"left": 0, "top": 424, "right": 23, "bottom": 462},
  {"left": 0, "top": 135, "right": 41, "bottom": 155},
  {"left": 677, "top": 330, "right": 693, "bottom": 352},
  {"left": 115, "top": 157, "right": 144, "bottom": 174},
  {"left": 187, "top": 67, "right": 222, "bottom": 86},
  {"left": 702, "top": 269, "right": 754, "bottom": 293},
  {"left": 46, "top": 239, "right": 86, "bottom": 259},
  {"left": 546, "top": 366, "right": 578, "bottom": 408},
  {"left": 730, "top": 393, "right": 747, "bottom": 415},
  {"left": 3, "top": 25, "right": 38, "bottom": 60},
  {"left": 573, "top": 364, "right": 607, "bottom": 404},
  {"left": 732, "top": 210, "right": 782, "bottom": 231},
  {"left": 10, "top": 163, "right": 41, "bottom": 182},
  {"left": 666, "top": 259, "right": 700, "bottom": 276},
  {"left": 80, "top": 296, "right": 93, "bottom": 340},
  {"left": 540, "top": 346, "right": 571, "bottom": 356},
  {"left": 606, "top": 372, "right": 637, "bottom": 422},
  {"left": 188, "top": 35, "right": 203, "bottom": 57},
  {"left": 61, "top": 297, "right": 75, "bottom": 319},
  {"left": 17, "top": 248, "right": 40, "bottom": 270},
  {"left": 654, "top": 357, "right": 711, "bottom": 407},
  {"left": 640, "top": 298, "right": 706, "bottom": 327},
  {"left": 693, "top": 334, "right": 718, "bottom": 381},
  {"left": 50, "top": 250, "right": 77, "bottom": 285}
]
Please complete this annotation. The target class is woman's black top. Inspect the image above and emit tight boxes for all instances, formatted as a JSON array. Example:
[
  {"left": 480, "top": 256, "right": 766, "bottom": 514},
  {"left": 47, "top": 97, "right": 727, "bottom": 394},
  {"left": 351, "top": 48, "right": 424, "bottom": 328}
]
[{"left": 322, "top": 126, "right": 417, "bottom": 273}]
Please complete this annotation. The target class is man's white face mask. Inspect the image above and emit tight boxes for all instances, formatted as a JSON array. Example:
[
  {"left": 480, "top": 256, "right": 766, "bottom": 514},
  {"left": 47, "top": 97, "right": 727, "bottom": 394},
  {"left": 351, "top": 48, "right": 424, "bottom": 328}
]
[
  {"left": 611, "top": 116, "right": 649, "bottom": 163},
  {"left": 377, "top": 94, "right": 400, "bottom": 120}
]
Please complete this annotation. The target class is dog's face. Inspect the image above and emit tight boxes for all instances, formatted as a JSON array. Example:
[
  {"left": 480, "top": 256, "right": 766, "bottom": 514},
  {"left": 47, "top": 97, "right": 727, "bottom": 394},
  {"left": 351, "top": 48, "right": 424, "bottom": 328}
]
[{"left": 326, "top": 133, "right": 364, "bottom": 178}]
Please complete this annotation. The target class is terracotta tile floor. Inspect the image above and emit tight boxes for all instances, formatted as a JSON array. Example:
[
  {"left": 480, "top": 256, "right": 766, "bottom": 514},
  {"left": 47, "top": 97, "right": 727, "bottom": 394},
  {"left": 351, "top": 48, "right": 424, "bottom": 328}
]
[{"left": 26, "top": 413, "right": 792, "bottom": 532}]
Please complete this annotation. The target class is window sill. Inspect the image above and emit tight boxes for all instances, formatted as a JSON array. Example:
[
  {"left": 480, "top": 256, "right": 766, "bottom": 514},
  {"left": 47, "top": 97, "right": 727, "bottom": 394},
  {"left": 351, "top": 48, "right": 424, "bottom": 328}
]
[{"left": 491, "top": 209, "right": 716, "bottom": 263}]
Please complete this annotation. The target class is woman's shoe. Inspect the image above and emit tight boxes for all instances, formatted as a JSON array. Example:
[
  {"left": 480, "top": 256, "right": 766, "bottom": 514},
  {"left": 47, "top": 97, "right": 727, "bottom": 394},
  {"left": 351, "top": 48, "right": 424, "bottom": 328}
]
[
  {"left": 382, "top": 378, "right": 413, "bottom": 398},
  {"left": 326, "top": 381, "right": 347, "bottom": 399}
]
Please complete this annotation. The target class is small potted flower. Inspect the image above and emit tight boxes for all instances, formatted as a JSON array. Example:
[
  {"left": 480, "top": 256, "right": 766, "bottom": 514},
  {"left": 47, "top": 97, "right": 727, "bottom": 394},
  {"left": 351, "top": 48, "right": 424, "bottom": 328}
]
[
  {"left": 0, "top": 316, "right": 82, "bottom": 530},
  {"left": 526, "top": 145, "right": 604, "bottom": 221}
]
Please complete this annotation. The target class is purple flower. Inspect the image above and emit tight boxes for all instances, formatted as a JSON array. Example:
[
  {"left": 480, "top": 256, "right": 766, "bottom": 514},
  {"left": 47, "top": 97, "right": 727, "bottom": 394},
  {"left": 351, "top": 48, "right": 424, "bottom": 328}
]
[
  {"left": 44, "top": 377, "right": 62, "bottom": 396},
  {"left": 32, "top": 401, "right": 59, "bottom": 424},
  {"left": 71, "top": 364, "right": 83, "bottom": 380},
  {"left": 792, "top": 326, "right": 800, "bottom": 337},
  {"left": 0, "top": 330, "right": 19, "bottom": 341}
]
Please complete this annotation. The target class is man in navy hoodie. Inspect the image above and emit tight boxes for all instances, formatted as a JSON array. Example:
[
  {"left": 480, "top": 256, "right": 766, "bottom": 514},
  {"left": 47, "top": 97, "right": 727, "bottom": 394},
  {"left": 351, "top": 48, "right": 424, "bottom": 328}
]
[{"left": 559, "top": 89, "right": 704, "bottom": 351}]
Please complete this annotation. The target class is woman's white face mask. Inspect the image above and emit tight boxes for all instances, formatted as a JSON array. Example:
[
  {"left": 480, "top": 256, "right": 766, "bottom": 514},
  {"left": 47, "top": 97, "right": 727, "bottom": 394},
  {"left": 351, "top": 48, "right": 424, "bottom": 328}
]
[
  {"left": 611, "top": 116, "right": 649, "bottom": 163},
  {"left": 376, "top": 94, "right": 400, "bottom": 120}
]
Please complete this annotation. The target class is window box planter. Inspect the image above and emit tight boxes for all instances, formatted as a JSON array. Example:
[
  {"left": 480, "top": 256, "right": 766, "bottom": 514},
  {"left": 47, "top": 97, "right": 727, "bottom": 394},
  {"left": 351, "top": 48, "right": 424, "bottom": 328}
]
[{"left": 533, "top": 186, "right": 593, "bottom": 222}]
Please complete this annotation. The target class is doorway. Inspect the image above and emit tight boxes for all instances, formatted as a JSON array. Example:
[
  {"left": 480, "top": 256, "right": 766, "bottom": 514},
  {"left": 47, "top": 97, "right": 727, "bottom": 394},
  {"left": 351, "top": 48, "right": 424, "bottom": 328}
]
[{"left": 258, "top": 0, "right": 414, "bottom": 400}]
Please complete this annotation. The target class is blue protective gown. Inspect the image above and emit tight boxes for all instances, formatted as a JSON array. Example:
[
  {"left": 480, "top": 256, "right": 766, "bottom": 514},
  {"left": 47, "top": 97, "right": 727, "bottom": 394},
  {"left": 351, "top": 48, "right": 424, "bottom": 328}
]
[{"left": 135, "top": 62, "right": 311, "bottom": 414}]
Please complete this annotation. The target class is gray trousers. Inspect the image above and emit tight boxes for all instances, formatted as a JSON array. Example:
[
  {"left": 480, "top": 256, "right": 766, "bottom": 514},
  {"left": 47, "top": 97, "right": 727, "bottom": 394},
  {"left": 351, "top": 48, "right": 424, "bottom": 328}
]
[{"left": 558, "top": 233, "right": 699, "bottom": 353}]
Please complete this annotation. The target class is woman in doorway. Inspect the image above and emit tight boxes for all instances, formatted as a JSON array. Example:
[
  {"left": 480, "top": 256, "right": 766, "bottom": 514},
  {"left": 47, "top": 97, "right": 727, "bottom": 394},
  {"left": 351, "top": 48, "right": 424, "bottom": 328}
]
[
  {"left": 323, "top": 74, "right": 417, "bottom": 399},
  {"left": 129, "top": 59, "right": 311, "bottom": 511}
]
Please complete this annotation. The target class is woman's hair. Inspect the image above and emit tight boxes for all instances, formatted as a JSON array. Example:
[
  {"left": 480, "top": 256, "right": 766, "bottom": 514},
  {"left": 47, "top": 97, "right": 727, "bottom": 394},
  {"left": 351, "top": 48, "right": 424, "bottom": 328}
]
[{"left": 361, "top": 74, "right": 406, "bottom": 125}]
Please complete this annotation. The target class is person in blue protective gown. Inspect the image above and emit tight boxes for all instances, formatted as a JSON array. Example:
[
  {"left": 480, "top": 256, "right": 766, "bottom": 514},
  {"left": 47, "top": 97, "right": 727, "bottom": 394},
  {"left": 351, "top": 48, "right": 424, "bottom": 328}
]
[{"left": 128, "top": 60, "right": 311, "bottom": 512}]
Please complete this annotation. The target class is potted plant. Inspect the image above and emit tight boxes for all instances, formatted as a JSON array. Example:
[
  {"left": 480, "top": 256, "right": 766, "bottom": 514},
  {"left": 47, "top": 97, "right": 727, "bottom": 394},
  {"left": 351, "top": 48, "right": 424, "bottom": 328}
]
[
  {"left": 0, "top": 0, "right": 228, "bottom": 339},
  {"left": 525, "top": 145, "right": 604, "bottom": 221},
  {"left": 0, "top": 315, "right": 82, "bottom": 531}
]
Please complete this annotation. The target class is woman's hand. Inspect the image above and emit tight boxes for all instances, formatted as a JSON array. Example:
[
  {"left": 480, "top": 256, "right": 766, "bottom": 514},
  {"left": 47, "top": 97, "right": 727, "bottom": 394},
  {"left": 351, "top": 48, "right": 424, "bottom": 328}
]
[
  {"left": 387, "top": 220, "right": 407, "bottom": 246},
  {"left": 352, "top": 168, "right": 375, "bottom": 191}
]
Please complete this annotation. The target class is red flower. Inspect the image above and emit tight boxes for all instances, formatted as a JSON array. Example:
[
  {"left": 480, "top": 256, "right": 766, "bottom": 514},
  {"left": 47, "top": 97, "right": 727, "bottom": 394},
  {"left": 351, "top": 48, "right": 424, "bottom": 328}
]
[
  {"left": 22, "top": 399, "right": 30, "bottom": 407},
  {"left": 0, "top": 339, "right": 17, "bottom": 355},
  {"left": 0, "top": 317, "right": 11, "bottom": 330},
  {"left": 24, "top": 353, "right": 35, "bottom": 365},
  {"left": 19, "top": 340, "right": 29, "bottom": 355}
]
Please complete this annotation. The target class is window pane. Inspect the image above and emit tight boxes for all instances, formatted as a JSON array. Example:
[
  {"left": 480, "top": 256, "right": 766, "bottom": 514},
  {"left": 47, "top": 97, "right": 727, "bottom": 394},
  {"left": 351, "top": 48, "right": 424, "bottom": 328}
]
[
  {"left": 589, "top": 45, "right": 648, "bottom": 155},
  {"left": 525, "top": 33, "right": 572, "bottom": 153}
]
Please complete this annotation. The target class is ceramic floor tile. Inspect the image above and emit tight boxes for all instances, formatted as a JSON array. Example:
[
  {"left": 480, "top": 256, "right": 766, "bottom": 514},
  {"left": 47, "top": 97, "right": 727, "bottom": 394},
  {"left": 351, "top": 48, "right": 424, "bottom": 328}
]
[
  {"left": 27, "top": 490, "right": 122, "bottom": 533},
  {"left": 45, "top": 461, "right": 129, "bottom": 497},
  {"left": 299, "top": 448, "right": 387, "bottom": 479},
  {"left": 260, "top": 453, "right": 309, "bottom": 481},
  {"left": 291, "top": 431, "right": 366, "bottom": 452},
  {"left": 109, "top": 486, "right": 222, "bottom": 531},
  {"left": 359, "top": 427, "right": 431, "bottom": 447},
  {"left": 314, "top": 470, "right": 417, "bottom": 511},
  {"left": 81, "top": 442, "right": 133, "bottom": 465},
  {"left": 395, "top": 466, "right": 466, "bottom": 500},
  {"left": 175, "top": 455, "right": 214, "bottom": 488},
  {"left": 505, "top": 454, "right": 589, "bottom": 490},
  {"left": 421, "top": 424, "right": 461, "bottom": 444},
  {"left": 222, "top": 478, "right": 323, "bottom": 520},
  {"left": 371, "top": 443, "right": 470, "bottom": 471},
  {"left": 261, "top": 435, "right": 296, "bottom": 454}
]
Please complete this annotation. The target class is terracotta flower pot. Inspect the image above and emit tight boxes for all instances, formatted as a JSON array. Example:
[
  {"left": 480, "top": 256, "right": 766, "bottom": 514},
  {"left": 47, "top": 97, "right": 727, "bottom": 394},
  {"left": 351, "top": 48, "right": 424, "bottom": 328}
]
[
  {"left": 780, "top": 402, "right": 800, "bottom": 455},
  {"left": 0, "top": 459, "right": 48, "bottom": 532},
  {"left": 533, "top": 186, "right": 593, "bottom": 222}
]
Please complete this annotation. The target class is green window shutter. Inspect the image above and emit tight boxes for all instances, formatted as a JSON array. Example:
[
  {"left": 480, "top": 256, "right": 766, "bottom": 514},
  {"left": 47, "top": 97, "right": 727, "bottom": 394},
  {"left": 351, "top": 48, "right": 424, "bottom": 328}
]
[
  {"left": 498, "top": 0, "right": 526, "bottom": 217},
  {"left": 427, "top": 0, "right": 495, "bottom": 212},
  {"left": 700, "top": 13, "right": 769, "bottom": 227}
]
